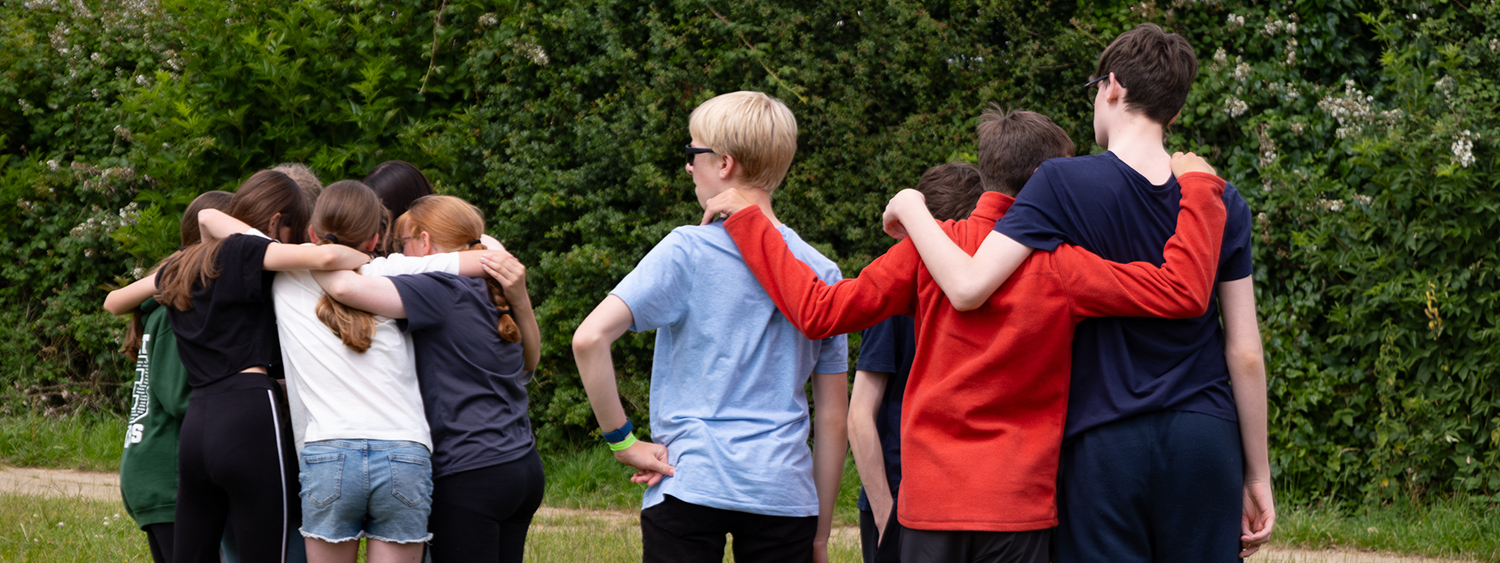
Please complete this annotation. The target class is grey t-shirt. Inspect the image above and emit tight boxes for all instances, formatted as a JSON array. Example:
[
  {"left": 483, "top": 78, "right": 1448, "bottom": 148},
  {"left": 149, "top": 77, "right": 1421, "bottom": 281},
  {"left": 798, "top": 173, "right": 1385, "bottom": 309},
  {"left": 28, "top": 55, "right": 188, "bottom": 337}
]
[{"left": 392, "top": 272, "right": 534, "bottom": 479}]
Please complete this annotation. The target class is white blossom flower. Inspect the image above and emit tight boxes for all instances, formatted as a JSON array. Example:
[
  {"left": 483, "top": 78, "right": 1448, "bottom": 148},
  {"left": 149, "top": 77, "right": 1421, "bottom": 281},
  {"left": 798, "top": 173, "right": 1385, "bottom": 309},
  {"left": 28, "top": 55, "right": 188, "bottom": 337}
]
[
  {"left": 478, "top": 12, "right": 498, "bottom": 26},
  {"left": 1225, "top": 96, "right": 1248, "bottom": 117},
  {"left": 1234, "top": 62, "right": 1251, "bottom": 81},
  {"left": 47, "top": 160, "right": 59, "bottom": 171},
  {"left": 1435, "top": 75, "right": 1456, "bottom": 97}
]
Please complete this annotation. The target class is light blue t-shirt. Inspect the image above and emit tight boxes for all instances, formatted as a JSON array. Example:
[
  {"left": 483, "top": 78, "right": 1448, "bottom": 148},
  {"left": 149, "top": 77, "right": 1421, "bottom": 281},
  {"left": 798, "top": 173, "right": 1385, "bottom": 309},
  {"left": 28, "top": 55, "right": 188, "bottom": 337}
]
[{"left": 610, "top": 221, "right": 848, "bottom": 517}]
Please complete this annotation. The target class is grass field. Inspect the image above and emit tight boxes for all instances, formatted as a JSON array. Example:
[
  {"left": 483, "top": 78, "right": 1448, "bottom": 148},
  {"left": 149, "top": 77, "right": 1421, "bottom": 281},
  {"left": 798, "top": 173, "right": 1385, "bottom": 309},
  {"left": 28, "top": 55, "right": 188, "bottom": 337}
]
[{"left": 1, "top": 415, "right": 1497, "bottom": 561}]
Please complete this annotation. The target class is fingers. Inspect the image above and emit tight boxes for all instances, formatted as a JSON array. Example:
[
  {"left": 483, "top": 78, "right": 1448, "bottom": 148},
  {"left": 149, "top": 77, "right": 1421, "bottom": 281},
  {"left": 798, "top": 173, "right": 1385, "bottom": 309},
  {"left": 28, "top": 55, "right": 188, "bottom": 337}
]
[{"left": 700, "top": 208, "right": 719, "bottom": 226}]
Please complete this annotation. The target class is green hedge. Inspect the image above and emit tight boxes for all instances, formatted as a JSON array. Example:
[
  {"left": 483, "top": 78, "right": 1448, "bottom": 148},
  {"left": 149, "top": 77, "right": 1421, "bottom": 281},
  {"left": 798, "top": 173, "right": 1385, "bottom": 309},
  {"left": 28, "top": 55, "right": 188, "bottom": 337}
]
[{"left": 2, "top": 0, "right": 1496, "bottom": 504}]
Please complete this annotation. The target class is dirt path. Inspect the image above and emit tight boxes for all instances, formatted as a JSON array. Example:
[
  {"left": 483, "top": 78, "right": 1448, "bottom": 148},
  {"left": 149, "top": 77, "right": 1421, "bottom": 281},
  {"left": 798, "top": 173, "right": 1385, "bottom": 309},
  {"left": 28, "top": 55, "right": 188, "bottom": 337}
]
[
  {"left": 0, "top": 465, "right": 120, "bottom": 502},
  {"left": 0, "top": 466, "right": 1480, "bottom": 563}
]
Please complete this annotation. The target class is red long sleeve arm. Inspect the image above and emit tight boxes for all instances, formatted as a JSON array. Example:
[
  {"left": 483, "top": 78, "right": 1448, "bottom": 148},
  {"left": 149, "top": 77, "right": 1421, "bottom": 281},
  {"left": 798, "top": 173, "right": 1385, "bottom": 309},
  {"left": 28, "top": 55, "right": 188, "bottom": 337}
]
[
  {"left": 722, "top": 210, "right": 920, "bottom": 340},
  {"left": 1057, "top": 171, "right": 1229, "bottom": 319}
]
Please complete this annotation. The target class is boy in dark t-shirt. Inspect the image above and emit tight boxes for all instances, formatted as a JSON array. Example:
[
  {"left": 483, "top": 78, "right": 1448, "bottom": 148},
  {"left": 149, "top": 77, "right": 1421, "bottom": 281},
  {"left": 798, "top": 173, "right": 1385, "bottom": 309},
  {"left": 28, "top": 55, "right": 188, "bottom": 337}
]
[
  {"left": 853, "top": 162, "right": 984, "bottom": 563},
  {"left": 883, "top": 23, "right": 1274, "bottom": 562}
]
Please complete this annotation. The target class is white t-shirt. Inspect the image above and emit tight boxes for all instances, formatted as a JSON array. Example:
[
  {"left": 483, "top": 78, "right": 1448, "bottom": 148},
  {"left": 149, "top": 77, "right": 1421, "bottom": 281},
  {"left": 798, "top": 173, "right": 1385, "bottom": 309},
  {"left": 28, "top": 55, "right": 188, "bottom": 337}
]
[{"left": 277, "top": 252, "right": 460, "bottom": 451}]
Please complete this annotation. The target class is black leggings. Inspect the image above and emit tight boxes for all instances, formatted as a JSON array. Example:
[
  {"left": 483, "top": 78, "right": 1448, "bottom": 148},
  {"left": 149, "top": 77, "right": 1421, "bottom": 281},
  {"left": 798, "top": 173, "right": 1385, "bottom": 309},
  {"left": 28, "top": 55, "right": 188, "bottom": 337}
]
[
  {"left": 428, "top": 448, "right": 545, "bottom": 563},
  {"left": 144, "top": 522, "right": 173, "bottom": 563},
  {"left": 173, "top": 373, "right": 299, "bottom": 563}
]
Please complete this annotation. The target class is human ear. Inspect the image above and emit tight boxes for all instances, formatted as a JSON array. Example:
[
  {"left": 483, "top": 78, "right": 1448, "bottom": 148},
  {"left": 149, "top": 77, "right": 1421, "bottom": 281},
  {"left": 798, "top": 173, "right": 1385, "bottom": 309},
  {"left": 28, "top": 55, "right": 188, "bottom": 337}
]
[
  {"left": 719, "top": 154, "right": 735, "bottom": 181},
  {"left": 360, "top": 233, "right": 380, "bottom": 253},
  {"left": 307, "top": 225, "right": 318, "bottom": 242},
  {"left": 267, "top": 212, "right": 282, "bottom": 237}
]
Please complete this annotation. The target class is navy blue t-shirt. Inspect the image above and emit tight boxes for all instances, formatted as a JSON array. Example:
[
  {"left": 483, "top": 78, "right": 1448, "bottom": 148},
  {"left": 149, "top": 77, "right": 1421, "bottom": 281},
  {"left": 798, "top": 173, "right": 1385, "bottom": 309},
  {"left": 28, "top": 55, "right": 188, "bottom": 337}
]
[
  {"left": 854, "top": 315, "right": 914, "bottom": 511},
  {"left": 391, "top": 272, "right": 534, "bottom": 479},
  {"left": 994, "top": 152, "right": 1254, "bottom": 440}
]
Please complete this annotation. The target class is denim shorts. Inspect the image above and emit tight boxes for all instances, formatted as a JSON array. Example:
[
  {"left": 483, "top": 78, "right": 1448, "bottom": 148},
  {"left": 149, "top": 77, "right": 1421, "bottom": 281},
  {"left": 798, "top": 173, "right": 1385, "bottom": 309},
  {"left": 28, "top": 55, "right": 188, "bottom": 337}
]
[{"left": 297, "top": 439, "right": 434, "bottom": 543}]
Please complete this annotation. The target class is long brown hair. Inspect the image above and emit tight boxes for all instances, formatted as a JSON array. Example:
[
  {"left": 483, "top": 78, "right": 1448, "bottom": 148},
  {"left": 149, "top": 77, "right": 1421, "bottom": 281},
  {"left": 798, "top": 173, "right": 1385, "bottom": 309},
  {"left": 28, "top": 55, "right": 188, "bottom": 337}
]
[
  {"left": 121, "top": 191, "right": 234, "bottom": 356},
  {"left": 310, "top": 181, "right": 384, "bottom": 353},
  {"left": 156, "top": 170, "right": 309, "bottom": 311},
  {"left": 397, "top": 195, "right": 520, "bottom": 342}
]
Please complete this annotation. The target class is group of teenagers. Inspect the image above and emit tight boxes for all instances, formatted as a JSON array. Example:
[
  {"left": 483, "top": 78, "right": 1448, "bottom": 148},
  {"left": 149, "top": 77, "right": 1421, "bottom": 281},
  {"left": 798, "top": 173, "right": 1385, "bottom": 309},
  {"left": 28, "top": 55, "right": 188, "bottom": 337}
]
[
  {"left": 571, "top": 22, "right": 1273, "bottom": 563},
  {"left": 107, "top": 160, "right": 543, "bottom": 563},
  {"left": 100, "top": 21, "right": 1274, "bottom": 563}
]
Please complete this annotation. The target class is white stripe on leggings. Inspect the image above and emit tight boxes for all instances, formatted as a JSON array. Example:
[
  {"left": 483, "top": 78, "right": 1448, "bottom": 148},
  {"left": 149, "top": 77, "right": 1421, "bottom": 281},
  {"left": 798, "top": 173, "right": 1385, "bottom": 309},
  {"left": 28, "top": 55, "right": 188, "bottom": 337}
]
[{"left": 266, "top": 390, "right": 288, "bottom": 563}]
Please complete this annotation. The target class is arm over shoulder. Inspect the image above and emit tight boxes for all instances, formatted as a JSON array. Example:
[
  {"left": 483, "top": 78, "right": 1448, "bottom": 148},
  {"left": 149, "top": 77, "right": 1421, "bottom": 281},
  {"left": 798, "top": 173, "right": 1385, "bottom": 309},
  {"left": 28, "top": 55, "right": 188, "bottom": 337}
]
[
  {"left": 722, "top": 207, "right": 919, "bottom": 339},
  {"left": 1058, "top": 171, "right": 1229, "bottom": 320}
]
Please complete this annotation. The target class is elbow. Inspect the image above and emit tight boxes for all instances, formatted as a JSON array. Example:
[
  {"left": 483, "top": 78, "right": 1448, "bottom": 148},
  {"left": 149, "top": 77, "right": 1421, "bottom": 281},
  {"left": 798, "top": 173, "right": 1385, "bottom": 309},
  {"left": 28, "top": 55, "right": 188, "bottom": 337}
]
[
  {"left": 102, "top": 295, "right": 127, "bottom": 316},
  {"left": 571, "top": 327, "right": 602, "bottom": 358}
]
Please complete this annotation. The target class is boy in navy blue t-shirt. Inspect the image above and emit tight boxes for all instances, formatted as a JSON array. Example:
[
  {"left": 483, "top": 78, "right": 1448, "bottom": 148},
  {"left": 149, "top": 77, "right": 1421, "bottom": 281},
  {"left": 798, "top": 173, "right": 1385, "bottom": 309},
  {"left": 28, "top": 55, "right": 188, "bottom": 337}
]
[
  {"left": 884, "top": 24, "right": 1274, "bottom": 562},
  {"left": 852, "top": 162, "right": 983, "bottom": 563}
]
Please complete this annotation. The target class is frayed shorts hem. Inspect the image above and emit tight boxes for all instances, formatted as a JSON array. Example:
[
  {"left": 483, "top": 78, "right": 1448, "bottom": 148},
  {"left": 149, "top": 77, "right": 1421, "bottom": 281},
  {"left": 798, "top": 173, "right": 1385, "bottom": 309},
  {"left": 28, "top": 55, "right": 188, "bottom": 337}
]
[
  {"left": 366, "top": 532, "right": 433, "bottom": 544},
  {"left": 299, "top": 529, "right": 363, "bottom": 544},
  {"left": 298, "top": 529, "right": 432, "bottom": 544}
]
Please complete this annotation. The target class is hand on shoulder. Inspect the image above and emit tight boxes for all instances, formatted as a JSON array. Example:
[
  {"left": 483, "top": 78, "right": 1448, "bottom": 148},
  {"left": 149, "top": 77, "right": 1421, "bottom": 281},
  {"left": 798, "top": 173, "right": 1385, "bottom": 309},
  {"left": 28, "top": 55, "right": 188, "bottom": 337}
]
[
  {"left": 1170, "top": 151, "right": 1216, "bottom": 178},
  {"left": 881, "top": 189, "right": 927, "bottom": 240}
]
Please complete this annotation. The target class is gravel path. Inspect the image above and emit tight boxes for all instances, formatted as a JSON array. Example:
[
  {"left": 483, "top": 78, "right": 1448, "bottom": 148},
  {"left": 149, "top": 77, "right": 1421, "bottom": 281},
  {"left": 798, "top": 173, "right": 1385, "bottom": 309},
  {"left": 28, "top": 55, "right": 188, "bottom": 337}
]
[{"left": 0, "top": 466, "right": 1479, "bottom": 563}]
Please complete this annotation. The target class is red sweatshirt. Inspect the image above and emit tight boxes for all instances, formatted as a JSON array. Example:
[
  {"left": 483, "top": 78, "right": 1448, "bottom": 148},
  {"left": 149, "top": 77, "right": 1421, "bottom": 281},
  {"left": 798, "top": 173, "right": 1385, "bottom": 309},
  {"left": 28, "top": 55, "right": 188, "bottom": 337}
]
[{"left": 721, "top": 171, "right": 1228, "bottom": 532}]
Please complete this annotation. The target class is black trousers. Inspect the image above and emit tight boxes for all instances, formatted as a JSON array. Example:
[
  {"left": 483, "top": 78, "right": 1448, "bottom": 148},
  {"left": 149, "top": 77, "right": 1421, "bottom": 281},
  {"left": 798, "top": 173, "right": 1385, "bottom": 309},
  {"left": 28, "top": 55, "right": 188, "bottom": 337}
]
[
  {"left": 144, "top": 522, "right": 173, "bottom": 563},
  {"left": 900, "top": 527, "right": 1051, "bottom": 563},
  {"left": 173, "top": 373, "right": 299, "bottom": 563},
  {"left": 859, "top": 503, "right": 903, "bottom": 563},
  {"left": 428, "top": 448, "right": 545, "bottom": 563},
  {"left": 640, "top": 494, "right": 818, "bottom": 563}
]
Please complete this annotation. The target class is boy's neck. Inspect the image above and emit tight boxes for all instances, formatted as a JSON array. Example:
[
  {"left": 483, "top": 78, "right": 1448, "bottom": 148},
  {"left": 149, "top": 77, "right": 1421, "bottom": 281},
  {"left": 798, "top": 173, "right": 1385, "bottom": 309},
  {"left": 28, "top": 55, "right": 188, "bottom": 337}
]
[
  {"left": 1103, "top": 114, "right": 1173, "bottom": 185},
  {"left": 731, "top": 185, "right": 782, "bottom": 228}
]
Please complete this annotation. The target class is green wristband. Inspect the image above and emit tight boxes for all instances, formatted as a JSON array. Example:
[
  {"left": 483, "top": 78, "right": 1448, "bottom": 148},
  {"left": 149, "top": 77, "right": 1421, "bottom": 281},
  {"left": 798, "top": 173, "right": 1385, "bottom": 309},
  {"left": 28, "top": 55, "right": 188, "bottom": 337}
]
[{"left": 607, "top": 432, "right": 638, "bottom": 452}]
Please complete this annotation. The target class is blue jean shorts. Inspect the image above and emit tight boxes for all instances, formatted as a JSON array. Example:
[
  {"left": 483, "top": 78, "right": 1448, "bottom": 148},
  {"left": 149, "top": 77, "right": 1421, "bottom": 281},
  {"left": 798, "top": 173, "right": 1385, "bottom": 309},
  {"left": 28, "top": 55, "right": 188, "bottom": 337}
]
[{"left": 298, "top": 439, "right": 434, "bottom": 543}]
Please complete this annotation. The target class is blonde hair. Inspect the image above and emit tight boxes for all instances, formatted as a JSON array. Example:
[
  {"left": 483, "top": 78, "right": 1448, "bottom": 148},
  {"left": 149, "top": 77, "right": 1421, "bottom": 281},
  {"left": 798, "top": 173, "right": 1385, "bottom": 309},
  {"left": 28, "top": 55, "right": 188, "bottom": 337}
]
[
  {"left": 688, "top": 91, "right": 798, "bottom": 192},
  {"left": 397, "top": 195, "right": 521, "bottom": 343},
  {"left": 272, "top": 163, "right": 324, "bottom": 202}
]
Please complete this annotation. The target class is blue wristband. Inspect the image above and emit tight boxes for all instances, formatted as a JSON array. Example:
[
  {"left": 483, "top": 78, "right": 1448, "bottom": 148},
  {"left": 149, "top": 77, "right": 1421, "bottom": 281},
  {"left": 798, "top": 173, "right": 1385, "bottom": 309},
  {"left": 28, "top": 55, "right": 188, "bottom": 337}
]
[{"left": 602, "top": 420, "right": 634, "bottom": 443}]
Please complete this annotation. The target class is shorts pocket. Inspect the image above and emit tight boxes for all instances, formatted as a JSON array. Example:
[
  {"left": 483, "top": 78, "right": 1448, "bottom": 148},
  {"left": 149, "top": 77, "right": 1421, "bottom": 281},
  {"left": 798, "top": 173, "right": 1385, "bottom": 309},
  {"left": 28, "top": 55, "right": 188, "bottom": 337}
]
[
  {"left": 388, "top": 453, "right": 432, "bottom": 509},
  {"left": 300, "top": 452, "right": 345, "bottom": 508}
]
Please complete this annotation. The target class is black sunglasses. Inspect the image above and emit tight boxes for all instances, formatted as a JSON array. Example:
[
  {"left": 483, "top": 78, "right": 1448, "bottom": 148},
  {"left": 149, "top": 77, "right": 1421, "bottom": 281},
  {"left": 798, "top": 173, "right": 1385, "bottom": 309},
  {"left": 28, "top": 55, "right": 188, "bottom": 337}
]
[
  {"left": 684, "top": 144, "right": 716, "bottom": 164},
  {"left": 1083, "top": 74, "right": 1111, "bottom": 89}
]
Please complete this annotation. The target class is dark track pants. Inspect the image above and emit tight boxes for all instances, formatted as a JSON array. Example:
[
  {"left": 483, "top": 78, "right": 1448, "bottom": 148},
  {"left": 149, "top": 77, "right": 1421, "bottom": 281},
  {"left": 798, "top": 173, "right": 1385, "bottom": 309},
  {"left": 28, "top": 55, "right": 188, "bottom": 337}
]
[
  {"left": 640, "top": 494, "right": 818, "bottom": 563},
  {"left": 173, "top": 373, "right": 299, "bottom": 563},
  {"left": 1056, "top": 410, "right": 1243, "bottom": 563},
  {"left": 427, "top": 448, "right": 545, "bottom": 563}
]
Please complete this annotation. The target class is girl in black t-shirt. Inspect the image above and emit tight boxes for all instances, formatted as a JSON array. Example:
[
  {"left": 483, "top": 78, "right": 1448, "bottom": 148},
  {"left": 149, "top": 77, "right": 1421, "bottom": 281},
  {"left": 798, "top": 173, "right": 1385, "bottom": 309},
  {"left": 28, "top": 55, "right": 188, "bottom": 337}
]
[
  {"left": 314, "top": 195, "right": 542, "bottom": 563},
  {"left": 107, "top": 170, "right": 371, "bottom": 563}
]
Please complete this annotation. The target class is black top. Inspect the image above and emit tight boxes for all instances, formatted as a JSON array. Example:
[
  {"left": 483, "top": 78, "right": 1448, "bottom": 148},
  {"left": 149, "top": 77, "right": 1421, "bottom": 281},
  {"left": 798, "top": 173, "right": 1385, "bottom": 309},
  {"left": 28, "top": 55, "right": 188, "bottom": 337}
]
[
  {"left": 160, "top": 234, "right": 282, "bottom": 388},
  {"left": 391, "top": 272, "right": 533, "bottom": 479},
  {"left": 854, "top": 314, "right": 914, "bottom": 511}
]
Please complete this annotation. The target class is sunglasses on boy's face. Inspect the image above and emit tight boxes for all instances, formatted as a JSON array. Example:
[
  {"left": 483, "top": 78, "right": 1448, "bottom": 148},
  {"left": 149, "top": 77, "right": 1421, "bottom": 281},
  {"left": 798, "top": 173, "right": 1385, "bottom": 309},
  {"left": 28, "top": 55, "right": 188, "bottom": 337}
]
[{"left": 685, "top": 144, "right": 716, "bottom": 165}]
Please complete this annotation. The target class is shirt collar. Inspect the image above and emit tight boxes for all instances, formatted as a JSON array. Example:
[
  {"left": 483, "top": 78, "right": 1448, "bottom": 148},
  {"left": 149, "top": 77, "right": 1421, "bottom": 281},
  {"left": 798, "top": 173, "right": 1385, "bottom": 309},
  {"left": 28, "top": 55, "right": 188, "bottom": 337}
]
[{"left": 969, "top": 191, "right": 1015, "bottom": 222}]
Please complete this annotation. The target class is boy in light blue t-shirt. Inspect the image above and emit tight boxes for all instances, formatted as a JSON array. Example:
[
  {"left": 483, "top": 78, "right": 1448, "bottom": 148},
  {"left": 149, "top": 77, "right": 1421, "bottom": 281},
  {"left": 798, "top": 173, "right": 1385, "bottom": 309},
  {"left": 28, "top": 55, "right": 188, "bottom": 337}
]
[{"left": 572, "top": 91, "right": 849, "bottom": 563}]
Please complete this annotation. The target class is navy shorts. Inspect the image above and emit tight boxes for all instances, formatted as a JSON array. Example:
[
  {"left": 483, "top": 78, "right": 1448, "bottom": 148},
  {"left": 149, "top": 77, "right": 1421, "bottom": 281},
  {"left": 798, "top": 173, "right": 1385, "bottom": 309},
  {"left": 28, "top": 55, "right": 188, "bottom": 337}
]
[{"left": 1055, "top": 410, "right": 1243, "bottom": 563}]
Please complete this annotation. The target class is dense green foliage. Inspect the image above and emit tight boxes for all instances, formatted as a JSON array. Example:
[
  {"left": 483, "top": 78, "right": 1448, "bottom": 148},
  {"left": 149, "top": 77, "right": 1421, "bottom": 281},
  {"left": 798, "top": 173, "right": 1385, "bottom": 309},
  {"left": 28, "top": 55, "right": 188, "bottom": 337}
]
[{"left": 3, "top": 0, "right": 1496, "bottom": 505}]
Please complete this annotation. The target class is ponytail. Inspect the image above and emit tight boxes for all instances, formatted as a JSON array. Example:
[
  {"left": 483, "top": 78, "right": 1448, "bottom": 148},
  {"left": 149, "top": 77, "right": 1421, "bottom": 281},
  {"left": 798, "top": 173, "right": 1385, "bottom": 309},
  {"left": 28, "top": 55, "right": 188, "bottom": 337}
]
[
  {"left": 309, "top": 181, "right": 383, "bottom": 353},
  {"left": 472, "top": 241, "right": 522, "bottom": 343}
]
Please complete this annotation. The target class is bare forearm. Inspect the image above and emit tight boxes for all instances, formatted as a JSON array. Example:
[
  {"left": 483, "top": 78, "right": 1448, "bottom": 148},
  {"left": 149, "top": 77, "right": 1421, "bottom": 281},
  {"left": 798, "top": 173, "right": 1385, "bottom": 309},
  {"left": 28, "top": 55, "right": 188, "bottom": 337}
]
[
  {"left": 575, "top": 341, "right": 628, "bottom": 431},
  {"left": 104, "top": 275, "right": 158, "bottom": 315},
  {"left": 1230, "top": 351, "right": 1270, "bottom": 481},
  {"left": 510, "top": 294, "right": 541, "bottom": 371},
  {"left": 811, "top": 372, "right": 849, "bottom": 544}
]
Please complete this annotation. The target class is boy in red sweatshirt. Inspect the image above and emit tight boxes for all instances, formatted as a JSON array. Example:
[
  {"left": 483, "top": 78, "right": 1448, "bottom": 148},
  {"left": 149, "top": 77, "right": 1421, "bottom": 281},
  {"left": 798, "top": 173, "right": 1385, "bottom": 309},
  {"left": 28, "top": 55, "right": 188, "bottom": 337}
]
[{"left": 699, "top": 109, "right": 1227, "bottom": 563}]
